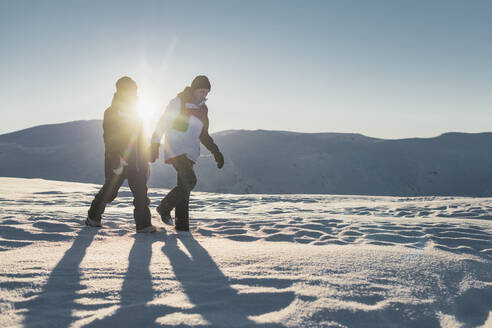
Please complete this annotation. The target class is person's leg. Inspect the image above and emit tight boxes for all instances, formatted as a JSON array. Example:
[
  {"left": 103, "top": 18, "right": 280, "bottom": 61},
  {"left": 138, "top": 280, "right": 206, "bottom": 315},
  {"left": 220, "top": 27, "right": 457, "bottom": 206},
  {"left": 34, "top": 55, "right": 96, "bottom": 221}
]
[
  {"left": 88, "top": 161, "right": 125, "bottom": 224},
  {"left": 157, "top": 183, "right": 180, "bottom": 218},
  {"left": 127, "top": 165, "right": 152, "bottom": 231},
  {"left": 172, "top": 156, "right": 197, "bottom": 231},
  {"left": 174, "top": 169, "right": 195, "bottom": 219},
  {"left": 157, "top": 155, "right": 196, "bottom": 220}
]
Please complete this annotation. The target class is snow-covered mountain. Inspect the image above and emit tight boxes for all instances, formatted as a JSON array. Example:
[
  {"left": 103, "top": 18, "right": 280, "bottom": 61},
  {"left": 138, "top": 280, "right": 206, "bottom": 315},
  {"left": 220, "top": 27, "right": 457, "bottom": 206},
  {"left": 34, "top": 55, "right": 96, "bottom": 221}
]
[{"left": 1, "top": 120, "right": 492, "bottom": 196}]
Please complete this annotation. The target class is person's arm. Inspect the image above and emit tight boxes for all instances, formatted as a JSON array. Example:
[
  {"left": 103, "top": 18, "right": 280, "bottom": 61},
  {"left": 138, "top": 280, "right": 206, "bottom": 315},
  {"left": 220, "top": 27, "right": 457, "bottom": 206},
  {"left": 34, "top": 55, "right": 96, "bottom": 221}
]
[
  {"left": 103, "top": 108, "right": 124, "bottom": 153},
  {"left": 104, "top": 109, "right": 140, "bottom": 153},
  {"left": 151, "top": 113, "right": 167, "bottom": 145},
  {"left": 151, "top": 98, "right": 180, "bottom": 143},
  {"left": 149, "top": 98, "right": 179, "bottom": 162},
  {"left": 102, "top": 108, "right": 129, "bottom": 173},
  {"left": 199, "top": 106, "right": 224, "bottom": 168}
]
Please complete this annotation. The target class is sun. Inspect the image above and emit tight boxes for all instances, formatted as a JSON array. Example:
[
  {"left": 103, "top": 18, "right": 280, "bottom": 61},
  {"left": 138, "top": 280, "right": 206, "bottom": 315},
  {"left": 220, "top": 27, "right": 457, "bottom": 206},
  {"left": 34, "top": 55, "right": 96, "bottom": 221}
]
[{"left": 137, "top": 96, "right": 158, "bottom": 137}]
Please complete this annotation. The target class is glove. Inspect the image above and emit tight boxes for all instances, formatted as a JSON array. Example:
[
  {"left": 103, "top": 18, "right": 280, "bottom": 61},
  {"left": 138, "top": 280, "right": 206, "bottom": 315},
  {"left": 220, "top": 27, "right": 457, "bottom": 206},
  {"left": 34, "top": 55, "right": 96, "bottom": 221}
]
[
  {"left": 213, "top": 151, "right": 224, "bottom": 169},
  {"left": 149, "top": 143, "right": 160, "bottom": 163}
]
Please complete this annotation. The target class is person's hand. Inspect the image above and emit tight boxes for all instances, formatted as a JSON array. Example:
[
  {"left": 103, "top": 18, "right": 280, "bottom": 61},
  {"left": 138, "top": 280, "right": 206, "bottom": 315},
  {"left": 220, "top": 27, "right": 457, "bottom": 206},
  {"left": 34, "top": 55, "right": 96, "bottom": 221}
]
[
  {"left": 149, "top": 143, "right": 160, "bottom": 163},
  {"left": 120, "top": 156, "right": 128, "bottom": 167},
  {"left": 213, "top": 151, "right": 224, "bottom": 169}
]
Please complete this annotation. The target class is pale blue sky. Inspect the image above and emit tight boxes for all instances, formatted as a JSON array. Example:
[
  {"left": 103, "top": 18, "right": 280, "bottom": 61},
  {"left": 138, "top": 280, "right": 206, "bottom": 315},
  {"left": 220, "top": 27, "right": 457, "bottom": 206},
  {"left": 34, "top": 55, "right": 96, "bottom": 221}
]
[{"left": 1, "top": 0, "right": 491, "bottom": 138}]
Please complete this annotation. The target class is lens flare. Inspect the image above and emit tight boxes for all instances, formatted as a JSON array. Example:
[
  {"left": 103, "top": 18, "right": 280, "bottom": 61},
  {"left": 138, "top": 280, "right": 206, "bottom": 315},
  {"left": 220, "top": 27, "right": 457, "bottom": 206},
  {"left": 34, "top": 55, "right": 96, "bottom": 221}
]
[{"left": 137, "top": 97, "right": 158, "bottom": 137}]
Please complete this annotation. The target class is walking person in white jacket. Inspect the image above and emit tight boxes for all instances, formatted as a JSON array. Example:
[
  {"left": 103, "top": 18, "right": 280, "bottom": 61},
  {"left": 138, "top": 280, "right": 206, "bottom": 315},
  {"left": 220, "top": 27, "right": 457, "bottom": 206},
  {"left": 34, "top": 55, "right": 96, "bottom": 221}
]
[{"left": 149, "top": 75, "right": 224, "bottom": 231}]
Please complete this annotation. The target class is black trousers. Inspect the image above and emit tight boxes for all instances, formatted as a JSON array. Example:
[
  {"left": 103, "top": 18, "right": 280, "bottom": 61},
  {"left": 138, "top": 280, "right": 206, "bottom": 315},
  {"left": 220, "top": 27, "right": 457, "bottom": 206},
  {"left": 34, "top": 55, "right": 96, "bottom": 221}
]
[
  {"left": 88, "top": 152, "right": 151, "bottom": 230},
  {"left": 159, "top": 154, "right": 197, "bottom": 219}
]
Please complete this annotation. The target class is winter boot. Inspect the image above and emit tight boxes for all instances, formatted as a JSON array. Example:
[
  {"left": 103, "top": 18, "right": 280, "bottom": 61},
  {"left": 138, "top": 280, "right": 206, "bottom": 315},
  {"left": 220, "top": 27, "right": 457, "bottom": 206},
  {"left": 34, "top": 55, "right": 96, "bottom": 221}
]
[
  {"left": 85, "top": 213, "right": 102, "bottom": 227},
  {"left": 137, "top": 225, "right": 158, "bottom": 233},
  {"left": 156, "top": 205, "right": 173, "bottom": 225}
]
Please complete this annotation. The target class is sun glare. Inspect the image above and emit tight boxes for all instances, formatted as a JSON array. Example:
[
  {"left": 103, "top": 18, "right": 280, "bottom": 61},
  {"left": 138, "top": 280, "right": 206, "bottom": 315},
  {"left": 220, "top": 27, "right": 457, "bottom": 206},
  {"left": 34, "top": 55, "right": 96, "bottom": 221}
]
[{"left": 137, "top": 97, "right": 158, "bottom": 137}]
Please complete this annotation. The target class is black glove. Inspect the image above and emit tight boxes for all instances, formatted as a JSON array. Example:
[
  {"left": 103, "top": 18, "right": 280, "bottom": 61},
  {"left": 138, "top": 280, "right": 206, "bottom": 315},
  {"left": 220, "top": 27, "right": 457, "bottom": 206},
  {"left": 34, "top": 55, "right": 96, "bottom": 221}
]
[
  {"left": 149, "top": 143, "right": 160, "bottom": 163},
  {"left": 213, "top": 151, "right": 224, "bottom": 169}
]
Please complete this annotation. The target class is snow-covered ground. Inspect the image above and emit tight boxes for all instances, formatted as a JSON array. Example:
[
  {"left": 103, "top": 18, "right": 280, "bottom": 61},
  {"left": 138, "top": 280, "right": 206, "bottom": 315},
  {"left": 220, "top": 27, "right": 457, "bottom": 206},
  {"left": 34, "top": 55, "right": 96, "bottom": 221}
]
[{"left": 0, "top": 177, "right": 491, "bottom": 327}]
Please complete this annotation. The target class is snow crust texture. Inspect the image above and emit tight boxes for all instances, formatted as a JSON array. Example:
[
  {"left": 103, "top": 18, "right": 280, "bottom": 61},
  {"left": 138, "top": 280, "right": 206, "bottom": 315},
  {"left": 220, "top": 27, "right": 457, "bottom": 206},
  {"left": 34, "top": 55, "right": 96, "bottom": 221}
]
[{"left": 0, "top": 178, "right": 491, "bottom": 328}]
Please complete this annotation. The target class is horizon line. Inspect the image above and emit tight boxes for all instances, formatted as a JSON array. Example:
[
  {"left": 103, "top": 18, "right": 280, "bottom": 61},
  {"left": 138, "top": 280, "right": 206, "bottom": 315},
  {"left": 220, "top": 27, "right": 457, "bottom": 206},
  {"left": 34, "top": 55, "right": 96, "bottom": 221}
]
[{"left": 2, "top": 119, "right": 492, "bottom": 141}]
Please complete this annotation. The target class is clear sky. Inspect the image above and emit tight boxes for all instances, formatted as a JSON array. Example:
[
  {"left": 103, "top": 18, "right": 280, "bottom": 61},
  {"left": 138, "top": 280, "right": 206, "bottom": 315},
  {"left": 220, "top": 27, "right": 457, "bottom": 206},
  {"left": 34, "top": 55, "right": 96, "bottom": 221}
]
[{"left": 1, "top": 0, "right": 491, "bottom": 139}]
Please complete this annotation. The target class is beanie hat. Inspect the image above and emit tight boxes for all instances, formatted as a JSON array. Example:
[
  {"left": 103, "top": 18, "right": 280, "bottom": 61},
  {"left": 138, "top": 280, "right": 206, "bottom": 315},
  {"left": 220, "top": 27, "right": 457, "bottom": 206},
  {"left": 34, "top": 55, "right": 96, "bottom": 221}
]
[
  {"left": 190, "top": 75, "right": 211, "bottom": 91},
  {"left": 116, "top": 76, "right": 137, "bottom": 92}
]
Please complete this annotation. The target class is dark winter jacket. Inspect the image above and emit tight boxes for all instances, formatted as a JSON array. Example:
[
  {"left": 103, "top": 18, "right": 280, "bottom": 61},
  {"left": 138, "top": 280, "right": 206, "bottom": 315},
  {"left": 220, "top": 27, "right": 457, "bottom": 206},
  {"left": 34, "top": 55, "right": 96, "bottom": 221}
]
[{"left": 102, "top": 92, "right": 148, "bottom": 171}]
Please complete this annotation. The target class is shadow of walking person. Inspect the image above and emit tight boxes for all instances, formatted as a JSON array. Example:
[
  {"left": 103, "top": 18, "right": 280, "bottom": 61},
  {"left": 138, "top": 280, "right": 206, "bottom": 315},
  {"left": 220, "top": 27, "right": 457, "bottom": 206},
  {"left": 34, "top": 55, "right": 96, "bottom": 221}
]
[
  {"left": 162, "top": 233, "right": 295, "bottom": 328},
  {"left": 19, "top": 226, "right": 97, "bottom": 328},
  {"left": 87, "top": 232, "right": 176, "bottom": 327}
]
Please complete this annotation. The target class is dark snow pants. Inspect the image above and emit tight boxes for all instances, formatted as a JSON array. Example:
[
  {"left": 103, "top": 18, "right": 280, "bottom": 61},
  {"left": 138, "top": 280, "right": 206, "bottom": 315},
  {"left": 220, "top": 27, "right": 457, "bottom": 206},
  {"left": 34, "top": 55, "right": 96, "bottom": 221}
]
[
  {"left": 159, "top": 154, "right": 197, "bottom": 219},
  {"left": 88, "top": 152, "right": 151, "bottom": 230}
]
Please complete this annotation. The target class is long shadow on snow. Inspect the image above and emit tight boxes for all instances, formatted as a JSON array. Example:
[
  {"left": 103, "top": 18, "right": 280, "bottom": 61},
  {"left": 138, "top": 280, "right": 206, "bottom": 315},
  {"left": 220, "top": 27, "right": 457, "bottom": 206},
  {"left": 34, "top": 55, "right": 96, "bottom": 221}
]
[
  {"left": 19, "top": 227, "right": 97, "bottom": 328},
  {"left": 0, "top": 225, "right": 72, "bottom": 251},
  {"left": 87, "top": 232, "right": 177, "bottom": 327},
  {"left": 162, "top": 233, "right": 295, "bottom": 327}
]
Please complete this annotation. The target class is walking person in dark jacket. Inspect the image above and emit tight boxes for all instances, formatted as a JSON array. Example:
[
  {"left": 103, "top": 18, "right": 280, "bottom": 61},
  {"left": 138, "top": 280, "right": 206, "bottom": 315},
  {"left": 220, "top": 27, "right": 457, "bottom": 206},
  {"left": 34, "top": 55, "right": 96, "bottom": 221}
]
[
  {"left": 86, "top": 76, "right": 156, "bottom": 233},
  {"left": 149, "top": 75, "right": 224, "bottom": 231}
]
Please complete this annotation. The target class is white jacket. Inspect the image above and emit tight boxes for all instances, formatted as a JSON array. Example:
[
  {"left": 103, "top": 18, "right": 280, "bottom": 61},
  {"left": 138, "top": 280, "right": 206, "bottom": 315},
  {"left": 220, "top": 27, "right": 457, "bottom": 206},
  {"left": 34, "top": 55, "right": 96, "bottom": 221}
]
[{"left": 152, "top": 97, "right": 206, "bottom": 163}]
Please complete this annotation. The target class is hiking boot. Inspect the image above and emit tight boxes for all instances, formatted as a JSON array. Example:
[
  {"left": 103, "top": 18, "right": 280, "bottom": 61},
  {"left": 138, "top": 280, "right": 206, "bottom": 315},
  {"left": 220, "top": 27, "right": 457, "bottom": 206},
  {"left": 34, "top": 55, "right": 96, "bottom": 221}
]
[
  {"left": 85, "top": 215, "right": 102, "bottom": 227},
  {"left": 156, "top": 205, "right": 173, "bottom": 225},
  {"left": 175, "top": 217, "right": 189, "bottom": 232},
  {"left": 137, "top": 225, "right": 158, "bottom": 233}
]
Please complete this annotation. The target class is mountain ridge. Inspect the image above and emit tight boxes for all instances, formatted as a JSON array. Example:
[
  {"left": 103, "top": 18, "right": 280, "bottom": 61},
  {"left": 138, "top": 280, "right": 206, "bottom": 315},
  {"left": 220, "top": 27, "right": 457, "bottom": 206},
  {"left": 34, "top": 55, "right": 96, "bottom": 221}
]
[{"left": 1, "top": 120, "right": 492, "bottom": 196}]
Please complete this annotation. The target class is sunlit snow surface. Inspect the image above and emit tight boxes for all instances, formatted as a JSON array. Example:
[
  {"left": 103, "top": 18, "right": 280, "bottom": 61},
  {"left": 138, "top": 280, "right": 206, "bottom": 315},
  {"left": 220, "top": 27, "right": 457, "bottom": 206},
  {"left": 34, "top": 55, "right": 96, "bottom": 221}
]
[{"left": 0, "top": 177, "right": 491, "bottom": 328}]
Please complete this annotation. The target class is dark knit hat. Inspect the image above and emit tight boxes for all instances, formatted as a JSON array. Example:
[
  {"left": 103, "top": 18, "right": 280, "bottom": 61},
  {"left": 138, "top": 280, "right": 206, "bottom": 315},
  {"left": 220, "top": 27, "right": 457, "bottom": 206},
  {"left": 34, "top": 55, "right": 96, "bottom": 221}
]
[
  {"left": 190, "top": 75, "right": 211, "bottom": 91},
  {"left": 116, "top": 76, "right": 137, "bottom": 92}
]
